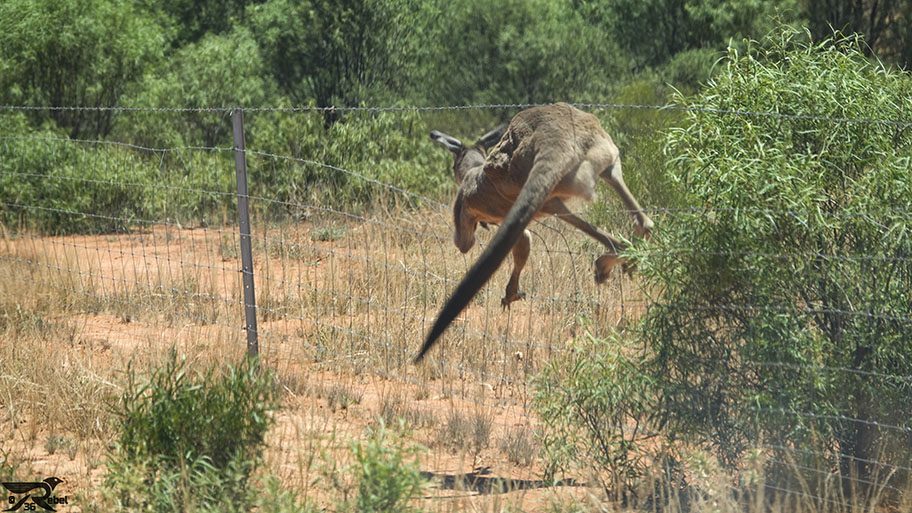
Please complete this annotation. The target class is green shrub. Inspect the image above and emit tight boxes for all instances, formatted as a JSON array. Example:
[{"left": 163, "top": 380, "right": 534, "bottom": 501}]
[
  {"left": 534, "top": 334, "right": 661, "bottom": 500},
  {"left": 0, "top": 127, "right": 159, "bottom": 234},
  {"left": 247, "top": 0, "right": 426, "bottom": 113},
  {"left": 632, "top": 28, "right": 912, "bottom": 490},
  {"left": 535, "top": 27, "right": 912, "bottom": 504},
  {"left": 584, "top": 0, "right": 798, "bottom": 71},
  {"left": 245, "top": 109, "right": 451, "bottom": 211},
  {"left": 424, "top": 0, "right": 626, "bottom": 105},
  {"left": 0, "top": 450, "right": 17, "bottom": 482},
  {"left": 661, "top": 48, "right": 721, "bottom": 93},
  {"left": 152, "top": 151, "right": 237, "bottom": 226},
  {"left": 114, "top": 26, "right": 274, "bottom": 149},
  {"left": 0, "top": 0, "right": 165, "bottom": 138},
  {"left": 1, "top": 107, "right": 453, "bottom": 234},
  {"left": 347, "top": 423, "right": 427, "bottom": 513},
  {"left": 105, "top": 350, "right": 281, "bottom": 512}
]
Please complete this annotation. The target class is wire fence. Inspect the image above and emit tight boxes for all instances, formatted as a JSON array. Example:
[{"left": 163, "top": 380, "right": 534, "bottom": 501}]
[{"left": 1, "top": 102, "right": 910, "bottom": 509}]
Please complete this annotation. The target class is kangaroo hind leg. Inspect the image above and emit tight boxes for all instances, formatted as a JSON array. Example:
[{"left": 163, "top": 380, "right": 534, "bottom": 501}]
[
  {"left": 545, "top": 199, "right": 630, "bottom": 284},
  {"left": 501, "top": 229, "right": 531, "bottom": 309},
  {"left": 600, "top": 158, "right": 654, "bottom": 237}
]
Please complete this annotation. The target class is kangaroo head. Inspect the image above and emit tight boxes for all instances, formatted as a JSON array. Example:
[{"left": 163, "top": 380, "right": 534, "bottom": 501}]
[
  {"left": 430, "top": 124, "right": 507, "bottom": 256},
  {"left": 430, "top": 124, "right": 506, "bottom": 184}
]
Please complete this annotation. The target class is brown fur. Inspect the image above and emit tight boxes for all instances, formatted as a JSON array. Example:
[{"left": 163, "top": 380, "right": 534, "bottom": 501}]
[{"left": 416, "top": 103, "right": 653, "bottom": 362}]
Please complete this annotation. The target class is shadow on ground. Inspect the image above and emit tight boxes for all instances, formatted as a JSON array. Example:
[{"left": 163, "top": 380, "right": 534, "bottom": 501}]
[{"left": 421, "top": 467, "right": 580, "bottom": 495}]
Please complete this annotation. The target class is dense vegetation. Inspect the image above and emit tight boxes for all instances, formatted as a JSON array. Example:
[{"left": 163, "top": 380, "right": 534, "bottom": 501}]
[
  {"left": 103, "top": 352, "right": 426, "bottom": 512},
  {"left": 2, "top": 0, "right": 911, "bottom": 232},
  {"left": 536, "top": 29, "right": 912, "bottom": 503}
]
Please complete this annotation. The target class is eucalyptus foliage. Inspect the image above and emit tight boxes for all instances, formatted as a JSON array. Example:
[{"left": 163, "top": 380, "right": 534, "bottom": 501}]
[
  {"left": 248, "top": 0, "right": 426, "bottom": 118},
  {"left": 115, "top": 26, "right": 274, "bottom": 149},
  {"left": 424, "top": 0, "right": 626, "bottom": 106},
  {"left": 535, "top": 28, "right": 911, "bottom": 499},
  {"left": 635, "top": 28, "right": 912, "bottom": 482}
]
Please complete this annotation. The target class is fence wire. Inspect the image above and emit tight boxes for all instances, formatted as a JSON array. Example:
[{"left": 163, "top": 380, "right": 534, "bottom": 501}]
[
  {"left": 3, "top": 102, "right": 912, "bottom": 128},
  {"left": 1, "top": 103, "right": 909, "bottom": 511}
]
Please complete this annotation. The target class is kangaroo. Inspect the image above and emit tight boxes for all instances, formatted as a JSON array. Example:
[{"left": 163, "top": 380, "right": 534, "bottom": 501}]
[{"left": 416, "top": 103, "right": 653, "bottom": 362}]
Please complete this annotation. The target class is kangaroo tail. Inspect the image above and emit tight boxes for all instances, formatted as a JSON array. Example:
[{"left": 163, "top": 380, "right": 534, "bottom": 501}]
[{"left": 415, "top": 153, "right": 573, "bottom": 363}]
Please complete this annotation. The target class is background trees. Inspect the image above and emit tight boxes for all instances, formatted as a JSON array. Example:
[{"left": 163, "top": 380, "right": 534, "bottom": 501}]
[
  {"left": 0, "top": 0, "right": 165, "bottom": 138},
  {"left": 248, "top": 0, "right": 426, "bottom": 118},
  {"left": 3, "top": 0, "right": 910, "bottom": 136},
  {"left": 804, "top": 0, "right": 912, "bottom": 68}
]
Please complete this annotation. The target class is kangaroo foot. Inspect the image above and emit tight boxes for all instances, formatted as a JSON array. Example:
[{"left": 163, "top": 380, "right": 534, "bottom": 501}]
[
  {"left": 595, "top": 253, "right": 624, "bottom": 284},
  {"left": 501, "top": 291, "right": 526, "bottom": 310},
  {"left": 635, "top": 216, "right": 654, "bottom": 239}
]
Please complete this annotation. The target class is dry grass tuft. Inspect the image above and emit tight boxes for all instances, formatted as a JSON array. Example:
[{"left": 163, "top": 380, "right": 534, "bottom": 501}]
[
  {"left": 437, "top": 407, "right": 494, "bottom": 455},
  {"left": 0, "top": 260, "right": 117, "bottom": 441},
  {"left": 377, "top": 392, "right": 436, "bottom": 430},
  {"left": 498, "top": 425, "right": 537, "bottom": 467},
  {"left": 323, "top": 383, "right": 363, "bottom": 412}
]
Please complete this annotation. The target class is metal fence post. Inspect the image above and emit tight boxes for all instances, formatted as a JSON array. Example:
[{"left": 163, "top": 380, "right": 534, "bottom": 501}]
[{"left": 232, "top": 109, "right": 258, "bottom": 357}]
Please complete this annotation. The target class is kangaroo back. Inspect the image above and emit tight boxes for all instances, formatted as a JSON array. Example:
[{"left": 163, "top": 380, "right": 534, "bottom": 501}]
[{"left": 414, "top": 148, "right": 576, "bottom": 362}]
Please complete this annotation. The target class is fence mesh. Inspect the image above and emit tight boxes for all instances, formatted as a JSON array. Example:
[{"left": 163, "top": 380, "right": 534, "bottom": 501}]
[{"left": 1, "top": 103, "right": 909, "bottom": 511}]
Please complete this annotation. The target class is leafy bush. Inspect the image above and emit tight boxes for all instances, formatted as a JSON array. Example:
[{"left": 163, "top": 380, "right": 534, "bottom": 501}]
[
  {"left": 139, "top": 0, "right": 259, "bottom": 47},
  {"left": 245, "top": 109, "right": 452, "bottom": 211},
  {"left": 804, "top": 0, "right": 912, "bottom": 68},
  {"left": 0, "top": 0, "right": 165, "bottom": 138},
  {"left": 115, "top": 26, "right": 274, "bottom": 149},
  {"left": 106, "top": 350, "right": 281, "bottom": 511},
  {"left": 2, "top": 106, "right": 452, "bottom": 234},
  {"left": 148, "top": 151, "right": 238, "bottom": 227},
  {"left": 536, "top": 27, "right": 912, "bottom": 503},
  {"left": 534, "top": 334, "right": 662, "bottom": 500},
  {"left": 661, "top": 48, "right": 721, "bottom": 93},
  {"left": 580, "top": 0, "right": 798, "bottom": 71},
  {"left": 633, "top": 28, "right": 912, "bottom": 489},
  {"left": 0, "top": 123, "right": 159, "bottom": 234},
  {"left": 347, "top": 423, "right": 427, "bottom": 513},
  {"left": 424, "top": 0, "right": 626, "bottom": 105},
  {"left": 248, "top": 0, "right": 426, "bottom": 115}
]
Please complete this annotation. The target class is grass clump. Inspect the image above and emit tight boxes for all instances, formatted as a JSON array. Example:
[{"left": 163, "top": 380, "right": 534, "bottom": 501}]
[
  {"left": 0, "top": 261, "right": 113, "bottom": 440},
  {"left": 348, "top": 423, "right": 427, "bottom": 513},
  {"left": 436, "top": 408, "right": 493, "bottom": 455},
  {"left": 103, "top": 349, "right": 283, "bottom": 512},
  {"left": 310, "top": 226, "right": 347, "bottom": 242},
  {"left": 324, "top": 383, "right": 363, "bottom": 412},
  {"left": 0, "top": 450, "right": 18, "bottom": 481},
  {"left": 45, "top": 434, "right": 77, "bottom": 459},
  {"left": 377, "top": 393, "right": 436, "bottom": 430},
  {"left": 498, "top": 426, "right": 537, "bottom": 467}
]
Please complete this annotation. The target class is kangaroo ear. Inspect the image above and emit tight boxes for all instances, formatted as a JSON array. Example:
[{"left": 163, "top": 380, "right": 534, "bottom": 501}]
[
  {"left": 476, "top": 124, "right": 507, "bottom": 149},
  {"left": 430, "top": 130, "right": 464, "bottom": 153}
]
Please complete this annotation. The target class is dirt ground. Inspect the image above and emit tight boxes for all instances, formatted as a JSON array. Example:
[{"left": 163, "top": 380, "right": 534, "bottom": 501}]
[{"left": 1, "top": 214, "right": 645, "bottom": 511}]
